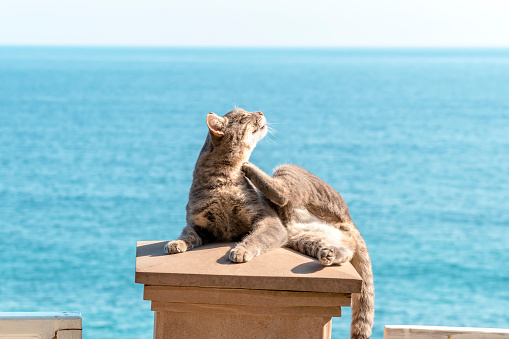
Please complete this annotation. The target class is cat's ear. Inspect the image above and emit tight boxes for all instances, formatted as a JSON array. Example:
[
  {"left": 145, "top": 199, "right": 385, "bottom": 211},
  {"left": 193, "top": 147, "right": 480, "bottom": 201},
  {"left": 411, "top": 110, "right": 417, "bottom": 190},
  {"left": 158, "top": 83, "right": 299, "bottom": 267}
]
[{"left": 206, "top": 112, "right": 227, "bottom": 137}]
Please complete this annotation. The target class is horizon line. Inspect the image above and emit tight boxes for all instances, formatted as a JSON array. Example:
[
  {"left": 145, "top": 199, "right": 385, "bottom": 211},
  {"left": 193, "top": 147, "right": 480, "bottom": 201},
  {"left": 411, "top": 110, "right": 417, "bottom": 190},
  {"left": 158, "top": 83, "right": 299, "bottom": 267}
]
[{"left": 2, "top": 44, "right": 509, "bottom": 49}]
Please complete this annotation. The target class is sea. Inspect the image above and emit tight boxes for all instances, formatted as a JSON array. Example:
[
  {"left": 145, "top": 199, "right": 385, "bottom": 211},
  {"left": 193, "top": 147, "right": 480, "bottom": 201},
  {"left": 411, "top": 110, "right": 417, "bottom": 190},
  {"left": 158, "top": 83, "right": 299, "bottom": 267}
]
[{"left": 0, "top": 47, "right": 508, "bottom": 338}]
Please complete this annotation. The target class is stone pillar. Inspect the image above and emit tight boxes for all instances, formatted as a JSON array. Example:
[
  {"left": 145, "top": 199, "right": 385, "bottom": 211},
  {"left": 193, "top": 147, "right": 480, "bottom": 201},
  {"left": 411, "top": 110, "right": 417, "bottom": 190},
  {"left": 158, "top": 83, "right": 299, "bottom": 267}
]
[{"left": 135, "top": 241, "right": 362, "bottom": 339}]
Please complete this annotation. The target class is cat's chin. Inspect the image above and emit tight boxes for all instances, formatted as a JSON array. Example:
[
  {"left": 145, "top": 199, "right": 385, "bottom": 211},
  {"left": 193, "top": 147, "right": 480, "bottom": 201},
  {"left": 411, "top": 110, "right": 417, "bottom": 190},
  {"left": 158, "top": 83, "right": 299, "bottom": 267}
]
[{"left": 253, "top": 123, "right": 266, "bottom": 134}]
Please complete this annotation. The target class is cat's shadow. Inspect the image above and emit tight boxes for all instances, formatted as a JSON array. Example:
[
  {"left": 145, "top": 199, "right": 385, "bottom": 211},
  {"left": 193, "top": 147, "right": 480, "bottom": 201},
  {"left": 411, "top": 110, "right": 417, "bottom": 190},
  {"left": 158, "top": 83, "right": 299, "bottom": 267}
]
[
  {"left": 136, "top": 241, "right": 167, "bottom": 257},
  {"left": 291, "top": 261, "right": 326, "bottom": 274},
  {"left": 216, "top": 252, "right": 234, "bottom": 265},
  {"left": 137, "top": 241, "right": 235, "bottom": 258}
]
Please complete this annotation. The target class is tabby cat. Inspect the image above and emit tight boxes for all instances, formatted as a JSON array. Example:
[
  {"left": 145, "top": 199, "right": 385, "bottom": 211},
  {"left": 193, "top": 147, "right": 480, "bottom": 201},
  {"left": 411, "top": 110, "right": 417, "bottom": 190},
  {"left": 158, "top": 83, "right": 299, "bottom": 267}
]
[{"left": 165, "top": 108, "right": 374, "bottom": 339}]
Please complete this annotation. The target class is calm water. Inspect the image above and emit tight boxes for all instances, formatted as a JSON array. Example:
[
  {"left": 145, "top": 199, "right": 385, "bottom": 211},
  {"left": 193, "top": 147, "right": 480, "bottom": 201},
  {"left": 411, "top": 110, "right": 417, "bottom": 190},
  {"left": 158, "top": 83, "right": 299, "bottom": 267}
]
[{"left": 1, "top": 47, "right": 508, "bottom": 338}]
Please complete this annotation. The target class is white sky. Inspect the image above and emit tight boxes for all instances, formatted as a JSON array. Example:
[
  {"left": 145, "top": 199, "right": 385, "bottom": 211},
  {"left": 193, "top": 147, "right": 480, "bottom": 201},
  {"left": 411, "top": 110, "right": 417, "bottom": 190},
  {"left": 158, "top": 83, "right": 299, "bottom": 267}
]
[{"left": 1, "top": 0, "right": 509, "bottom": 47}]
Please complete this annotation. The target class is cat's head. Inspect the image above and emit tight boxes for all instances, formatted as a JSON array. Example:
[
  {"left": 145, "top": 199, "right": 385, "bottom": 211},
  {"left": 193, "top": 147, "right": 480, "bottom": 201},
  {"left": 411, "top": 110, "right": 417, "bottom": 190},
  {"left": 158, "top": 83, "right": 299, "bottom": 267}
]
[{"left": 206, "top": 108, "right": 267, "bottom": 152}]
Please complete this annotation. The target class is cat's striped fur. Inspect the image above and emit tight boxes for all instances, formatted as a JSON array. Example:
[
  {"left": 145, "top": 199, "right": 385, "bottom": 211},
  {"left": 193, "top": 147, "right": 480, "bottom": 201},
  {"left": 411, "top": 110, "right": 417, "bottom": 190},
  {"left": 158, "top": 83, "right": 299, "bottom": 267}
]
[{"left": 165, "top": 108, "right": 374, "bottom": 339}]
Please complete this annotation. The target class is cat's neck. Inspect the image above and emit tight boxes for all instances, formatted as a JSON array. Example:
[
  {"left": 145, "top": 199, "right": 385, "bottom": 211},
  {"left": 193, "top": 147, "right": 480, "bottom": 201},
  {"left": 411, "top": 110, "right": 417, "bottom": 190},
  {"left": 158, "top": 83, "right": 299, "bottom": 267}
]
[
  {"left": 192, "top": 134, "right": 254, "bottom": 186},
  {"left": 193, "top": 147, "right": 249, "bottom": 183},
  {"left": 200, "top": 136, "right": 252, "bottom": 168},
  {"left": 197, "top": 151, "right": 247, "bottom": 173}
]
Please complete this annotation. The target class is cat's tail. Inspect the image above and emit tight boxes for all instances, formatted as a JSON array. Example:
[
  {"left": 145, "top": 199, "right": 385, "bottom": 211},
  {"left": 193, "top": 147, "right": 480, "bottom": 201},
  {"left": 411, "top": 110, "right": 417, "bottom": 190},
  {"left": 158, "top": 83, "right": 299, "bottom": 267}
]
[{"left": 350, "top": 233, "right": 374, "bottom": 339}]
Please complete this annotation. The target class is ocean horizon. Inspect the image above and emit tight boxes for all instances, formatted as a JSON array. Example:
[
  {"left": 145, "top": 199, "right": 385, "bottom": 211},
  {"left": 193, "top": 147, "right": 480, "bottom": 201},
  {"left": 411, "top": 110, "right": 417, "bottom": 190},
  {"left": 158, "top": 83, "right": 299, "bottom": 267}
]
[{"left": 1, "top": 46, "right": 508, "bottom": 338}]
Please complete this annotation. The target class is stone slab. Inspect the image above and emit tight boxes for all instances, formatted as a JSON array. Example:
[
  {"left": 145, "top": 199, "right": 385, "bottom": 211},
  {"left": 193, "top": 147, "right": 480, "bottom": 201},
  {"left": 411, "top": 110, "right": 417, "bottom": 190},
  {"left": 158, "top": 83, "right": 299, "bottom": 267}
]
[
  {"left": 151, "top": 302, "right": 341, "bottom": 317},
  {"left": 143, "top": 285, "right": 352, "bottom": 307},
  {"left": 135, "top": 241, "right": 362, "bottom": 293}
]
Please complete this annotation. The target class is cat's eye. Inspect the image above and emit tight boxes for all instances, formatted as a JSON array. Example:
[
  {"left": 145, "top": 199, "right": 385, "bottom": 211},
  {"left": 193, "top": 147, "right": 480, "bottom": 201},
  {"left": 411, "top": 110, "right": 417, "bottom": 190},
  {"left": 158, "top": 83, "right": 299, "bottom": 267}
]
[{"left": 239, "top": 113, "right": 252, "bottom": 122}]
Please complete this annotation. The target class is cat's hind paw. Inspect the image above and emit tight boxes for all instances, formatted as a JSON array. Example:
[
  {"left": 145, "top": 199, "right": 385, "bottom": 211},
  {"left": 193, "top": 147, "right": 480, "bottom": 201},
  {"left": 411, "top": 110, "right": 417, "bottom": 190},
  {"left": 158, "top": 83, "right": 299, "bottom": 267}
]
[
  {"left": 229, "top": 246, "right": 259, "bottom": 263},
  {"left": 164, "top": 240, "right": 187, "bottom": 255},
  {"left": 319, "top": 246, "right": 352, "bottom": 266},
  {"left": 241, "top": 162, "right": 255, "bottom": 177},
  {"left": 319, "top": 247, "right": 337, "bottom": 266}
]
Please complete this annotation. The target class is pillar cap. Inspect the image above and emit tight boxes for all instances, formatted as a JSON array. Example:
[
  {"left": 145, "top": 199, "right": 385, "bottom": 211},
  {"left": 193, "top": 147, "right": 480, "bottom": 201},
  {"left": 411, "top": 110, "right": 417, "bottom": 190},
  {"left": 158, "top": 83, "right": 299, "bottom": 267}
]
[{"left": 135, "top": 241, "right": 362, "bottom": 293}]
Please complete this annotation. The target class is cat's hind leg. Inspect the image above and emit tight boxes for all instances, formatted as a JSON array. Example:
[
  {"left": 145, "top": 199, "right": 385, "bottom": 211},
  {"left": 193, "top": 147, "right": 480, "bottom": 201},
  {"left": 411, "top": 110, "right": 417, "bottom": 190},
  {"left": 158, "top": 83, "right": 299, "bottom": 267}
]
[
  {"left": 241, "top": 162, "right": 288, "bottom": 206},
  {"left": 287, "top": 222, "right": 354, "bottom": 266}
]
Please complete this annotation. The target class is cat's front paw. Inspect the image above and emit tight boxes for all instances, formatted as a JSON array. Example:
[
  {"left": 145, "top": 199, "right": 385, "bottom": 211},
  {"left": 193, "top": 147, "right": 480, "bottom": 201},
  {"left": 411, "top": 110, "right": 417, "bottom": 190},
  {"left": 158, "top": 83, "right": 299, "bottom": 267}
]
[
  {"left": 164, "top": 240, "right": 187, "bottom": 255},
  {"left": 229, "top": 246, "right": 259, "bottom": 263},
  {"left": 319, "top": 246, "right": 352, "bottom": 266}
]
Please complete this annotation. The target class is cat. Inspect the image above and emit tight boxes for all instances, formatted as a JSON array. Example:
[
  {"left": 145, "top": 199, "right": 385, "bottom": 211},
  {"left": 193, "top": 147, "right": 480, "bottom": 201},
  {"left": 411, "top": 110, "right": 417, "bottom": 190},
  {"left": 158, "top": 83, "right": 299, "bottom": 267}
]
[{"left": 164, "top": 108, "right": 374, "bottom": 339}]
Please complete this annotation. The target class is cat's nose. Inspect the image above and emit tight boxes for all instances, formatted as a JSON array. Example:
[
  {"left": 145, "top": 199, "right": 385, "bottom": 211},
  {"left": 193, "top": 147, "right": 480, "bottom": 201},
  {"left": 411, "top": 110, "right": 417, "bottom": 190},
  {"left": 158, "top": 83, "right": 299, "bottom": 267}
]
[{"left": 255, "top": 111, "right": 263, "bottom": 116}]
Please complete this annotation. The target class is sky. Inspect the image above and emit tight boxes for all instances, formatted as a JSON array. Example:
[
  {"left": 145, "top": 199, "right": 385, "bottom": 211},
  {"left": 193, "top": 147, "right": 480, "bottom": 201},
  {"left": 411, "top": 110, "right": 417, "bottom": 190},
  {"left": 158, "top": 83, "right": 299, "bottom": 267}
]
[{"left": 1, "top": 0, "right": 509, "bottom": 47}]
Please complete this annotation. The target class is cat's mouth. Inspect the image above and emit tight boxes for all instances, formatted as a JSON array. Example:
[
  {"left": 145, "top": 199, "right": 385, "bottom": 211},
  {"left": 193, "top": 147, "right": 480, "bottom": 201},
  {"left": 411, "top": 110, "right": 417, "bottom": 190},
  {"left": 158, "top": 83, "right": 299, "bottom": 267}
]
[{"left": 254, "top": 124, "right": 267, "bottom": 134}]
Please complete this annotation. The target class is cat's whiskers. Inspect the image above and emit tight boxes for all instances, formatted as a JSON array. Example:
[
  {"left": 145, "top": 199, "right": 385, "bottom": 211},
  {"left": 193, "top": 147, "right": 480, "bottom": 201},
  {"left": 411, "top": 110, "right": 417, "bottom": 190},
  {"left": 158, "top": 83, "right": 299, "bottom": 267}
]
[
  {"left": 261, "top": 124, "right": 279, "bottom": 144},
  {"left": 265, "top": 134, "right": 277, "bottom": 144},
  {"left": 266, "top": 122, "right": 278, "bottom": 131},
  {"left": 267, "top": 127, "right": 279, "bottom": 141}
]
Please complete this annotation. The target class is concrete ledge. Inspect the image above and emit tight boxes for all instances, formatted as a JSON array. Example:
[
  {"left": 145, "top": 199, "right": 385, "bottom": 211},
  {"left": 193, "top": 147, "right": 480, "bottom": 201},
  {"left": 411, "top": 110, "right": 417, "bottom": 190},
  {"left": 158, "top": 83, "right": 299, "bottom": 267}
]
[
  {"left": 384, "top": 325, "right": 509, "bottom": 339},
  {"left": 0, "top": 312, "right": 82, "bottom": 339}
]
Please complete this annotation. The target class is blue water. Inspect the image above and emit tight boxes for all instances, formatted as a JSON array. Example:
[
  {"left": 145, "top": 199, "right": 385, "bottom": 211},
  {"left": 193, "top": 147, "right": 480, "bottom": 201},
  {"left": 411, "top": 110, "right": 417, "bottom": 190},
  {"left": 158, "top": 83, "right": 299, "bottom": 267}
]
[{"left": 1, "top": 47, "right": 508, "bottom": 338}]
